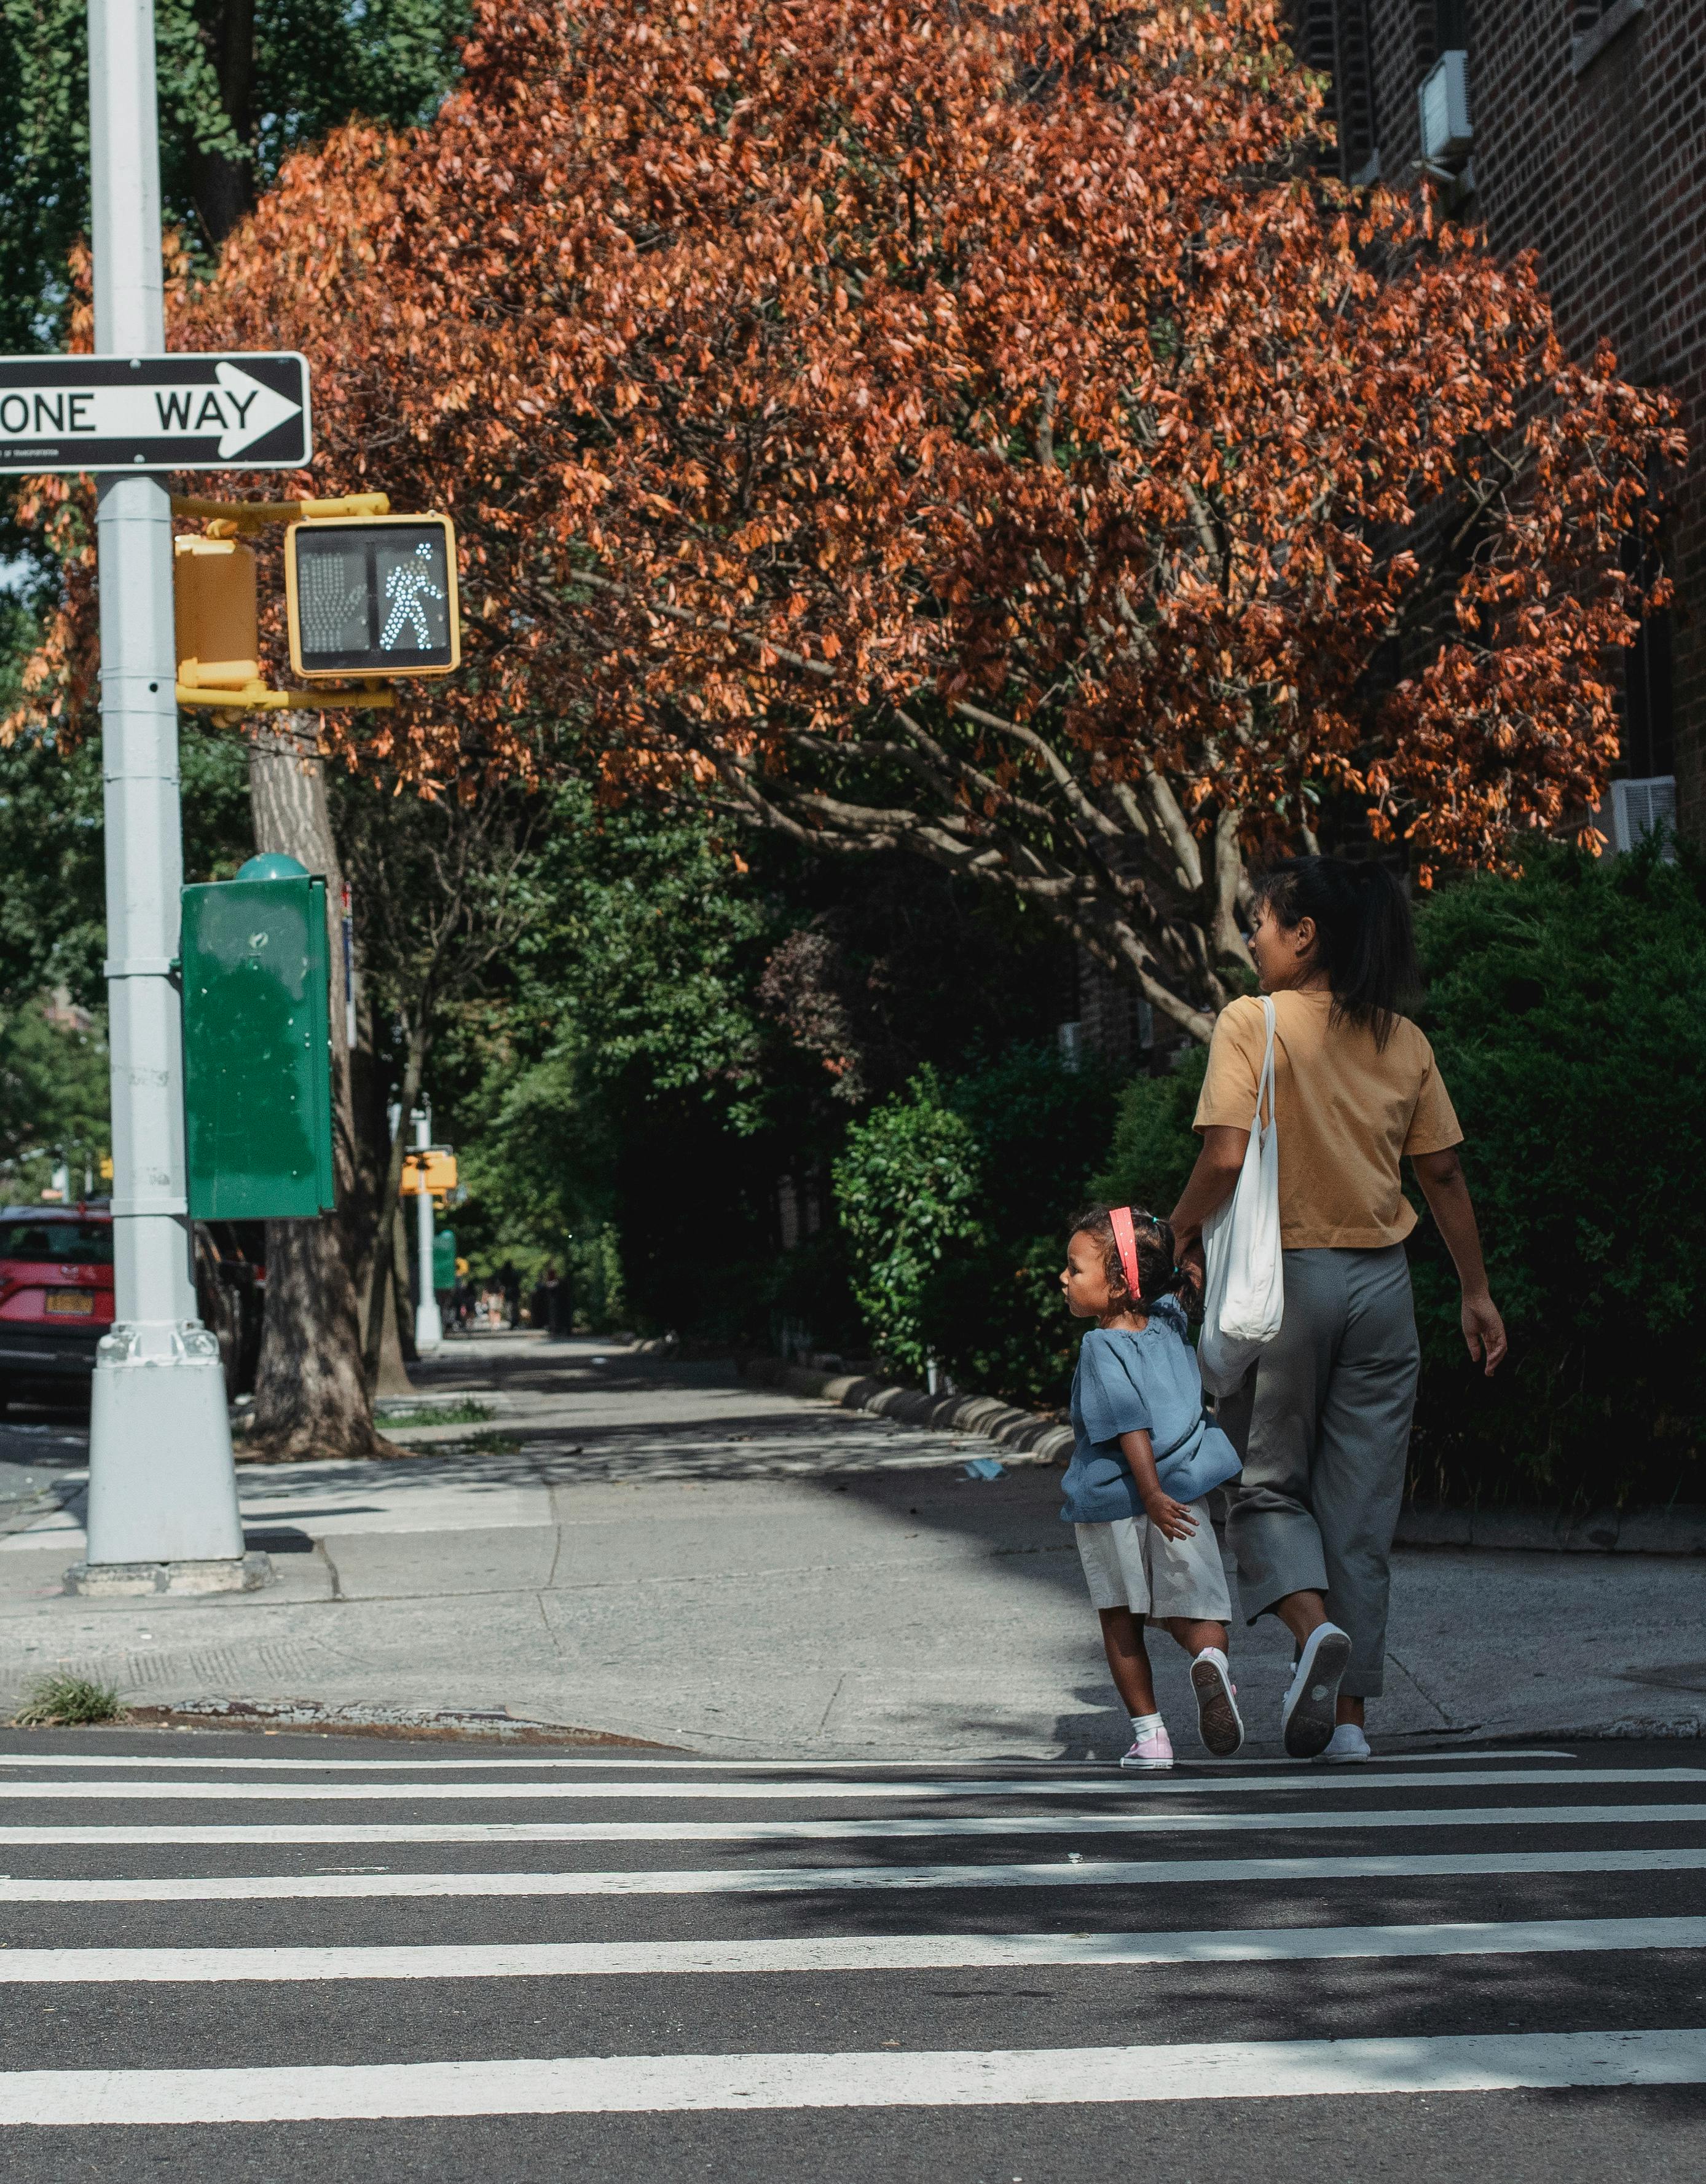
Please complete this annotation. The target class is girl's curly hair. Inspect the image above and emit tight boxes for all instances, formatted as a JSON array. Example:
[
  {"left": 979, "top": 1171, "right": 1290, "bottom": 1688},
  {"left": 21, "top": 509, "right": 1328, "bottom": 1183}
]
[{"left": 1069, "top": 1204, "right": 1185, "bottom": 1314}]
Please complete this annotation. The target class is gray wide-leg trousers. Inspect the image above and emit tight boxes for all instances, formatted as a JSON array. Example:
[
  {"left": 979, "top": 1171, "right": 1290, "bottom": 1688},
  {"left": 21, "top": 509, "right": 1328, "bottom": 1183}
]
[{"left": 1216, "top": 1244, "right": 1420, "bottom": 1698}]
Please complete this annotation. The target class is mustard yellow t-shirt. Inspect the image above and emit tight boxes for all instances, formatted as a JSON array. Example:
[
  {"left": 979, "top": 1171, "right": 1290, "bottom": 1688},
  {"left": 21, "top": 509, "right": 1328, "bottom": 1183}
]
[{"left": 1193, "top": 989, "right": 1462, "bottom": 1249}]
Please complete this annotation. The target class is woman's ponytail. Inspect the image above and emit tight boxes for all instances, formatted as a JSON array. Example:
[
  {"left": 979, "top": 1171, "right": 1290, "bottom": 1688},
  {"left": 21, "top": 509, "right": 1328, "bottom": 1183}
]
[{"left": 1254, "top": 856, "right": 1422, "bottom": 1048}]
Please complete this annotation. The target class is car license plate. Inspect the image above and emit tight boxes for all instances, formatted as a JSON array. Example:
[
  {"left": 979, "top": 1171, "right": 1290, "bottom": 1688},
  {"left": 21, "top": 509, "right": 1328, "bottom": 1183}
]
[{"left": 45, "top": 1289, "right": 95, "bottom": 1316}]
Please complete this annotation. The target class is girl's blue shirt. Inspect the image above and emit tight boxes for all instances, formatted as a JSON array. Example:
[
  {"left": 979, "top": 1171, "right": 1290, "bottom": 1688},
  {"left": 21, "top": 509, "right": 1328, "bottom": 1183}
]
[{"left": 1061, "top": 1296, "right": 1243, "bottom": 1524}]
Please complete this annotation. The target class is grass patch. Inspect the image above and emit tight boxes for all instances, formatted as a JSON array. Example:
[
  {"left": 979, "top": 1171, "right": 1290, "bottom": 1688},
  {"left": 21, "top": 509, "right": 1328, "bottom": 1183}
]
[
  {"left": 461, "top": 1431, "right": 522, "bottom": 1456},
  {"left": 13, "top": 1673, "right": 125, "bottom": 1727},
  {"left": 373, "top": 1400, "right": 494, "bottom": 1430}
]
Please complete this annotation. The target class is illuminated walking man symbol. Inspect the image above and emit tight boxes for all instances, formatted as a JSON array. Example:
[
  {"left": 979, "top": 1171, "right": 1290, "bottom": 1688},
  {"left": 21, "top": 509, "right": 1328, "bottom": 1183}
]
[{"left": 380, "top": 544, "right": 446, "bottom": 651}]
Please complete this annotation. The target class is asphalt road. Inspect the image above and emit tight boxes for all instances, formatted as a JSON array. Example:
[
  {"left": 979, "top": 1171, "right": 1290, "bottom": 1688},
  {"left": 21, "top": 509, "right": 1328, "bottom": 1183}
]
[{"left": 0, "top": 1725, "right": 1702, "bottom": 2179}]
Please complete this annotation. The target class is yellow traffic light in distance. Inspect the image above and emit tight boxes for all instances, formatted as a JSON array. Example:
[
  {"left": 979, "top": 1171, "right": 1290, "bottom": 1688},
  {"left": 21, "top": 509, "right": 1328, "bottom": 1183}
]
[
  {"left": 173, "top": 534, "right": 260, "bottom": 691},
  {"left": 401, "top": 1147, "right": 458, "bottom": 1199},
  {"left": 286, "top": 512, "right": 460, "bottom": 680}
]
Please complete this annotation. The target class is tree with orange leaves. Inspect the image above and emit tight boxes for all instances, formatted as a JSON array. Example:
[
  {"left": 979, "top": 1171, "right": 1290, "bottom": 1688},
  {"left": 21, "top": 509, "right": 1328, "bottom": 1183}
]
[{"left": 14, "top": 0, "right": 1683, "bottom": 1041}]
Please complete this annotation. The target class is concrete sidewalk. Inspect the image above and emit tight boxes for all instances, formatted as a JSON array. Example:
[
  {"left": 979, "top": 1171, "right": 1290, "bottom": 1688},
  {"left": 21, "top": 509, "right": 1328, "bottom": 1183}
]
[{"left": 0, "top": 1333, "right": 1699, "bottom": 1757}]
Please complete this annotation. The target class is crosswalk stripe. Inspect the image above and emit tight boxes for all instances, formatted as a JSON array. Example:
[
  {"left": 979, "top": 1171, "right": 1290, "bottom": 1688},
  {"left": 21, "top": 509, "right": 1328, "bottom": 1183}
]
[
  {"left": 6, "top": 1845, "right": 1706, "bottom": 1902},
  {"left": 0, "top": 1750, "right": 1580, "bottom": 1772},
  {"left": 1, "top": 1768, "right": 1694, "bottom": 1803},
  {"left": 4, "top": 2028, "right": 1703, "bottom": 2122},
  {"left": 2, "top": 1800, "right": 1698, "bottom": 1847},
  {"left": 1, "top": 1917, "right": 1699, "bottom": 1983}
]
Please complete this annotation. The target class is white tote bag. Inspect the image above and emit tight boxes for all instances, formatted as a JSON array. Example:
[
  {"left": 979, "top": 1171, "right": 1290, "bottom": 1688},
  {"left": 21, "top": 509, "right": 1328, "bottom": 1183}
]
[{"left": 1196, "top": 996, "right": 1284, "bottom": 1396}]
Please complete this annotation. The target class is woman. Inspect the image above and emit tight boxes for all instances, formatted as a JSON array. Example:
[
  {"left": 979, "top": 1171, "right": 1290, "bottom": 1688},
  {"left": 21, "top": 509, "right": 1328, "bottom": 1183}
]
[{"left": 1169, "top": 856, "right": 1506, "bottom": 1762}]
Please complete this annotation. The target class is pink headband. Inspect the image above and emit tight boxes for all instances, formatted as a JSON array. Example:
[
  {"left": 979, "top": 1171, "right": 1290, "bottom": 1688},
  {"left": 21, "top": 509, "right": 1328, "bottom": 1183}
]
[{"left": 1109, "top": 1206, "right": 1142, "bottom": 1299}]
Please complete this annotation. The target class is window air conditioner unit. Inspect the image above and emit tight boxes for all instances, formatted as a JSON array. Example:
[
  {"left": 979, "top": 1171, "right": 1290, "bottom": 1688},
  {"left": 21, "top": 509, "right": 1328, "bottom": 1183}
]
[
  {"left": 1418, "top": 51, "right": 1472, "bottom": 166},
  {"left": 1608, "top": 775, "right": 1677, "bottom": 856}
]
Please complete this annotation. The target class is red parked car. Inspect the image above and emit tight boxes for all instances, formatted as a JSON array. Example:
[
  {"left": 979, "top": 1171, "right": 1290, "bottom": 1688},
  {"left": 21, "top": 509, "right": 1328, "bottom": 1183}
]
[{"left": 0, "top": 1204, "right": 265, "bottom": 1407}]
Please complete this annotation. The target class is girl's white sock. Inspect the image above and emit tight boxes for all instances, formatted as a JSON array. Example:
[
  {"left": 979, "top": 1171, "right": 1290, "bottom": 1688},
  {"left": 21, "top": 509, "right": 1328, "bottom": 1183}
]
[{"left": 1128, "top": 1711, "right": 1165, "bottom": 1735}]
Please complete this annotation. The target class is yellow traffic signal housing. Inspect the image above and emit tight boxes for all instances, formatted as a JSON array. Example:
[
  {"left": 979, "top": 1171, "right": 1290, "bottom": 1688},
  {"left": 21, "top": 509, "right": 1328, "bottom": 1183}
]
[
  {"left": 173, "top": 534, "right": 261, "bottom": 691},
  {"left": 285, "top": 512, "right": 460, "bottom": 680},
  {"left": 401, "top": 1147, "right": 458, "bottom": 1200}
]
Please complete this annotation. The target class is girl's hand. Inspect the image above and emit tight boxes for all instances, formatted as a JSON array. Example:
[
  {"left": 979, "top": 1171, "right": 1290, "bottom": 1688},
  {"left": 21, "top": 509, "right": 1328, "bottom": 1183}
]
[{"left": 1142, "top": 1491, "right": 1198, "bottom": 1541}]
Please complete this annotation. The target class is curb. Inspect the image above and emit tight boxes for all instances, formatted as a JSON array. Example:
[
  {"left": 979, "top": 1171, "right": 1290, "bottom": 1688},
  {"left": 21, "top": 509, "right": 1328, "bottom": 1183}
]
[
  {"left": 742, "top": 1356, "right": 1706, "bottom": 1553},
  {"left": 741, "top": 1357, "right": 1074, "bottom": 1465},
  {"left": 1392, "top": 1504, "right": 1706, "bottom": 1556}
]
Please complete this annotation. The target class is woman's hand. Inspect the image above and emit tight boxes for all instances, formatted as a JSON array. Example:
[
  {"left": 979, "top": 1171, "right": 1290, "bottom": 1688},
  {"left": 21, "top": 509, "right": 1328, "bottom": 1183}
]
[
  {"left": 1461, "top": 1290, "right": 1507, "bottom": 1376},
  {"left": 1413, "top": 1149, "right": 1506, "bottom": 1376},
  {"left": 1142, "top": 1491, "right": 1198, "bottom": 1542}
]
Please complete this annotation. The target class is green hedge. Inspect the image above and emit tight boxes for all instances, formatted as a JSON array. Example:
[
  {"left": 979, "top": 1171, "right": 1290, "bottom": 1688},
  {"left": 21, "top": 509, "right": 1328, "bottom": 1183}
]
[
  {"left": 1405, "top": 845, "right": 1706, "bottom": 1508},
  {"left": 833, "top": 848, "right": 1706, "bottom": 1508}
]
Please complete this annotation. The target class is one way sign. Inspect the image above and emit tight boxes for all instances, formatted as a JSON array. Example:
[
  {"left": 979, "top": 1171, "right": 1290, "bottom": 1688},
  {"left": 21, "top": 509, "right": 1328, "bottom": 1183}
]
[{"left": 0, "top": 352, "right": 312, "bottom": 473}]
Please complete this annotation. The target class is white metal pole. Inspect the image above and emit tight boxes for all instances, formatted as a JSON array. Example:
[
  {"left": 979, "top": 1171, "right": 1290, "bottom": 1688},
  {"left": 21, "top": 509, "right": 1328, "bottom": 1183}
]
[
  {"left": 412, "top": 1110, "right": 444, "bottom": 1354},
  {"left": 75, "top": 0, "right": 256, "bottom": 1593}
]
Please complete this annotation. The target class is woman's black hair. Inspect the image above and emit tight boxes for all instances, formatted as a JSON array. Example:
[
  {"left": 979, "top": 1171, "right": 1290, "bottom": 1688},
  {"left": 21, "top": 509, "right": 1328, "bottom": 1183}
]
[
  {"left": 1069, "top": 1205, "right": 1184, "bottom": 1313},
  {"left": 1252, "top": 855, "right": 1421, "bottom": 1050}
]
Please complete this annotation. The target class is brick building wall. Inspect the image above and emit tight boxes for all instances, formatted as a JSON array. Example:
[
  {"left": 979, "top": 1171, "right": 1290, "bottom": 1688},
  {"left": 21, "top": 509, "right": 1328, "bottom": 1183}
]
[{"left": 1296, "top": 1, "right": 1705, "bottom": 835}]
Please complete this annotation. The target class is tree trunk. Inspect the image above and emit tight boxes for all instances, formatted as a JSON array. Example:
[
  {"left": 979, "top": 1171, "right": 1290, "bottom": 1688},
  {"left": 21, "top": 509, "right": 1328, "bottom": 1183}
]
[
  {"left": 393, "top": 1204, "right": 421, "bottom": 1366},
  {"left": 353, "top": 1188, "right": 415, "bottom": 1397},
  {"left": 192, "top": 0, "right": 257, "bottom": 245},
  {"left": 367, "top": 1231, "right": 415, "bottom": 1397},
  {"left": 245, "top": 719, "right": 391, "bottom": 1459}
]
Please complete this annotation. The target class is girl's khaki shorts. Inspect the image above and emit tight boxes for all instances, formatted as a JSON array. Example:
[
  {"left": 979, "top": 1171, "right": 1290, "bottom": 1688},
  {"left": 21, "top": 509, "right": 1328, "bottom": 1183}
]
[{"left": 1074, "top": 1503, "right": 1232, "bottom": 1622}]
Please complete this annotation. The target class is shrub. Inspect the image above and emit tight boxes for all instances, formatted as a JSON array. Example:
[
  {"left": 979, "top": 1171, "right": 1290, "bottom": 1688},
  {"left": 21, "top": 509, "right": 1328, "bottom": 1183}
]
[
  {"left": 832, "top": 1069, "right": 985, "bottom": 1381},
  {"left": 1409, "top": 843, "right": 1706, "bottom": 1508},
  {"left": 833, "top": 1048, "right": 1118, "bottom": 1400},
  {"left": 1091, "top": 1045, "right": 1210, "bottom": 1217}
]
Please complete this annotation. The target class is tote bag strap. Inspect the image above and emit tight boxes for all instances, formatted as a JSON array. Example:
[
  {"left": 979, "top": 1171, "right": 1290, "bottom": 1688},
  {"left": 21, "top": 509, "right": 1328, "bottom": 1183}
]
[{"left": 1254, "top": 995, "right": 1277, "bottom": 1134}]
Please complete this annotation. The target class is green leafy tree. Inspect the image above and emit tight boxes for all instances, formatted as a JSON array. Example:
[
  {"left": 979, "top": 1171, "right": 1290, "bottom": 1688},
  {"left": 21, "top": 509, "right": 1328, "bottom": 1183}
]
[
  {"left": 438, "top": 781, "right": 782, "bottom": 1323},
  {"left": 0, "top": 1001, "right": 108, "bottom": 1196},
  {"left": 0, "top": 0, "right": 468, "bottom": 352}
]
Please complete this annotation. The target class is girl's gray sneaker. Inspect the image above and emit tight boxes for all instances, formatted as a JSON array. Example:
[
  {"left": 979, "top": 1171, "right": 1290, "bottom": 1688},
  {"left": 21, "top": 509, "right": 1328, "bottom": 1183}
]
[{"left": 1281, "top": 1622, "right": 1352, "bottom": 1758}]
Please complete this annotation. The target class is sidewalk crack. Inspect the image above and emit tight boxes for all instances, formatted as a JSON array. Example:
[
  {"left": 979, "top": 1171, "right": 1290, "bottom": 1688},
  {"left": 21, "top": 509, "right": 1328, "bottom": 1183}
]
[
  {"left": 1385, "top": 1646, "right": 1453, "bottom": 1725},
  {"left": 314, "top": 1539, "right": 344, "bottom": 1602}
]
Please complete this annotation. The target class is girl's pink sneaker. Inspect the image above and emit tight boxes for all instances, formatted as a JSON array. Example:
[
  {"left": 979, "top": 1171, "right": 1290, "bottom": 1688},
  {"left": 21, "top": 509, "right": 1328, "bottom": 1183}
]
[{"left": 1119, "top": 1722, "right": 1174, "bottom": 1771}]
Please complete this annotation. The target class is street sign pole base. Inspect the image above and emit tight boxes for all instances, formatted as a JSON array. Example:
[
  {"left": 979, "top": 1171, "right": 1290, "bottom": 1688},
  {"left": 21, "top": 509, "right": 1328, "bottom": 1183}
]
[
  {"left": 83, "top": 1323, "right": 251, "bottom": 1569},
  {"left": 63, "top": 1551, "right": 273, "bottom": 1598}
]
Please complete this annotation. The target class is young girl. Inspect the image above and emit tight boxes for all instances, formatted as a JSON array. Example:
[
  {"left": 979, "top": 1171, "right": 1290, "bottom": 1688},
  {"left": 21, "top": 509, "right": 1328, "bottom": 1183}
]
[{"left": 1060, "top": 1205, "right": 1244, "bottom": 1767}]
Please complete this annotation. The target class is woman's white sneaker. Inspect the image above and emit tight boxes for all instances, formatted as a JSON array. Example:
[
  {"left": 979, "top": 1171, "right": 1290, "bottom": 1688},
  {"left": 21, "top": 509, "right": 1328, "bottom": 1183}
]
[
  {"left": 1280, "top": 1622, "right": 1353, "bottom": 1758},
  {"left": 1189, "top": 1647, "right": 1244, "bottom": 1757},
  {"left": 1323, "top": 1722, "right": 1372, "bottom": 1763}
]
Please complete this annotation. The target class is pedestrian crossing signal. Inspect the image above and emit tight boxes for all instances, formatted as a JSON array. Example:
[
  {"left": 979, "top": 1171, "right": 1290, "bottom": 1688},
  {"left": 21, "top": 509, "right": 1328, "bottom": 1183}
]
[{"left": 285, "top": 512, "right": 460, "bottom": 680}]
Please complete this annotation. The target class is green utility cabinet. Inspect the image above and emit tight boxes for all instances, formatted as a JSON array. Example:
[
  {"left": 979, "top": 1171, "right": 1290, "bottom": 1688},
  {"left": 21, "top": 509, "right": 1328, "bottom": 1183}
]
[{"left": 181, "top": 857, "right": 336, "bottom": 1220}]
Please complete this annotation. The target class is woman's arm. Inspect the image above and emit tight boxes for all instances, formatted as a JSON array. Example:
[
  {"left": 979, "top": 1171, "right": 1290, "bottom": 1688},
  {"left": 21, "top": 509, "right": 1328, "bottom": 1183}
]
[
  {"left": 1168, "top": 1126, "right": 1248, "bottom": 1283},
  {"left": 1410, "top": 1148, "right": 1508, "bottom": 1375},
  {"left": 1118, "top": 1427, "right": 1198, "bottom": 1540}
]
